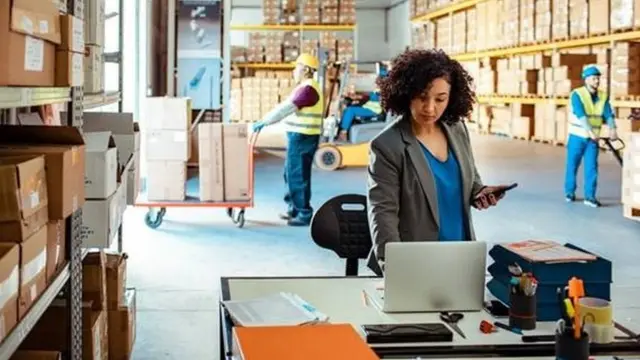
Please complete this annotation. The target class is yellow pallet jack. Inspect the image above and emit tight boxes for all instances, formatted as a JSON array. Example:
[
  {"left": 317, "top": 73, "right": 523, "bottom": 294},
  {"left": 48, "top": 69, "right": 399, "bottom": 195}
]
[{"left": 314, "top": 61, "right": 391, "bottom": 171}]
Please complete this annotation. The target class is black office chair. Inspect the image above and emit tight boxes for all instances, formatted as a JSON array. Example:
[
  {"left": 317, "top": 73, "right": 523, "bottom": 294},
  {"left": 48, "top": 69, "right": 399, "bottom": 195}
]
[{"left": 310, "top": 194, "right": 372, "bottom": 276}]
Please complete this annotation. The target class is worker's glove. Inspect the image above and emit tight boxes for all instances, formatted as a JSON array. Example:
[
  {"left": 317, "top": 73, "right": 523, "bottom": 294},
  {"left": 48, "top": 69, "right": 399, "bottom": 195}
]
[
  {"left": 252, "top": 121, "right": 266, "bottom": 132},
  {"left": 608, "top": 127, "right": 618, "bottom": 140}
]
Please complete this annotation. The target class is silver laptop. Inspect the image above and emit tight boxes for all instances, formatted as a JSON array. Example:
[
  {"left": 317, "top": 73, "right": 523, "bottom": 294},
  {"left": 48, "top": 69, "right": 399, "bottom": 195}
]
[{"left": 382, "top": 241, "right": 487, "bottom": 313}]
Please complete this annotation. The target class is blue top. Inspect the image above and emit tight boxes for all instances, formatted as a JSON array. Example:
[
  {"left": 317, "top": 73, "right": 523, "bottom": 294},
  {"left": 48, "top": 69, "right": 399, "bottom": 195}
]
[
  {"left": 570, "top": 88, "right": 615, "bottom": 128},
  {"left": 420, "top": 144, "right": 468, "bottom": 241}
]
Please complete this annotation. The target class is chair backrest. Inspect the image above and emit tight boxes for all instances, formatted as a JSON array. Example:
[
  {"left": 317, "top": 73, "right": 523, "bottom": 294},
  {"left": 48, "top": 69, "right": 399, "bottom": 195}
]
[{"left": 310, "top": 194, "right": 372, "bottom": 276}]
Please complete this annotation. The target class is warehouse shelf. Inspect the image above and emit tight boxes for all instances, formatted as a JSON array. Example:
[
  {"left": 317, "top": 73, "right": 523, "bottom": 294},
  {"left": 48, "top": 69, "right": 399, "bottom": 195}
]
[
  {"left": 0, "top": 87, "right": 71, "bottom": 109},
  {"left": 453, "top": 31, "right": 640, "bottom": 61},
  {"left": 477, "top": 95, "right": 640, "bottom": 107},
  {"left": 83, "top": 91, "right": 122, "bottom": 109},
  {"left": 411, "top": 0, "right": 486, "bottom": 22},
  {"left": 230, "top": 24, "right": 355, "bottom": 31},
  {"left": 0, "top": 264, "right": 70, "bottom": 359}
]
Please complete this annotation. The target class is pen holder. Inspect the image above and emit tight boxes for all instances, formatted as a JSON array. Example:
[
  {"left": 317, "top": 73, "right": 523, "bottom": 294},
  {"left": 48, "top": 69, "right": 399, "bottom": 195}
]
[
  {"left": 509, "top": 287, "right": 536, "bottom": 330},
  {"left": 555, "top": 331, "right": 590, "bottom": 360}
]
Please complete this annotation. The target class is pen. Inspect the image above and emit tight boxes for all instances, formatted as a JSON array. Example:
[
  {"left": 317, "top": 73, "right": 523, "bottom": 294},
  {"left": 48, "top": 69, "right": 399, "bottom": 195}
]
[
  {"left": 361, "top": 290, "right": 370, "bottom": 307},
  {"left": 494, "top": 321, "right": 523, "bottom": 335}
]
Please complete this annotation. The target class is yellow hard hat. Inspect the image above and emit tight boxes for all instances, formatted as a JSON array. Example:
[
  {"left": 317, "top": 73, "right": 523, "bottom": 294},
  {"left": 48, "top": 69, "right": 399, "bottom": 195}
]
[{"left": 295, "top": 53, "right": 319, "bottom": 70}]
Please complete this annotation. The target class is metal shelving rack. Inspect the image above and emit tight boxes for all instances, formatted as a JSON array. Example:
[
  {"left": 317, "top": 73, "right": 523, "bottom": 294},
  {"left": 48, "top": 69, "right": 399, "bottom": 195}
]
[{"left": 0, "top": 0, "right": 124, "bottom": 357}]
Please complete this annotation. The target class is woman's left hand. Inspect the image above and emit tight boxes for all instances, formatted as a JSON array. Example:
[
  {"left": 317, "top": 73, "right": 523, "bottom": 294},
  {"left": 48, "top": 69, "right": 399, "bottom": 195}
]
[{"left": 473, "top": 186, "right": 507, "bottom": 210}]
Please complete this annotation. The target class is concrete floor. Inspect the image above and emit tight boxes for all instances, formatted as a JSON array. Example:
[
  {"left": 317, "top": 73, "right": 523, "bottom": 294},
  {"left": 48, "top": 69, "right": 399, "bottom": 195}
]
[{"left": 124, "top": 134, "right": 640, "bottom": 359}]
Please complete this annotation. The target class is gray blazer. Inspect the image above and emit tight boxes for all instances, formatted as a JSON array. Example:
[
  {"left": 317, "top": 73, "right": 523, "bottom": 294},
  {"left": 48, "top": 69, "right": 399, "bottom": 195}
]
[{"left": 366, "top": 116, "right": 485, "bottom": 275}]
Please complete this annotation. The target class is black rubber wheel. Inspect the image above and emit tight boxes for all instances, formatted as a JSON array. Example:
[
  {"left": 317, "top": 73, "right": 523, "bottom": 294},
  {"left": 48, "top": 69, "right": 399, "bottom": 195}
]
[
  {"left": 145, "top": 210, "right": 163, "bottom": 229},
  {"left": 235, "top": 210, "right": 245, "bottom": 228}
]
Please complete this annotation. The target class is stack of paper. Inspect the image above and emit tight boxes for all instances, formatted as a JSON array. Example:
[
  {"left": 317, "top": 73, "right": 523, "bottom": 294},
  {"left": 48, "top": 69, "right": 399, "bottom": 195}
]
[{"left": 222, "top": 292, "right": 329, "bottom": 327}]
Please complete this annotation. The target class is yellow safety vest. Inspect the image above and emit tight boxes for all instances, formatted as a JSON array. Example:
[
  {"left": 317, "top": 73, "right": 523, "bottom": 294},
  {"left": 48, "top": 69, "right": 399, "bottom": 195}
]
[
  {"left": 568, "top": 87, "right": 607, "bottom": 138},
  {"left": 285, "top": 79, "right": 324, "bottom": 135},
  {"left": 362, "top": 99, "right": 382, "bottom": 114}
]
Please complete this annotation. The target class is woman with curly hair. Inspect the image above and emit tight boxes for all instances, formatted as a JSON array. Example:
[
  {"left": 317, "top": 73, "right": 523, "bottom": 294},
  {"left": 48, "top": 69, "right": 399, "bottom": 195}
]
[{"left": 365, "top": 49, "right": 513, "bottom": 275}]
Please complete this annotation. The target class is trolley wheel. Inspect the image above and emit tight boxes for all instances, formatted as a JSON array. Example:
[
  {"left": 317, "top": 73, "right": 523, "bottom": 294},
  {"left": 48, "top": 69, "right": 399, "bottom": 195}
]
[
  {"left": 230, "top": 209, "right": 246, "bottom": 228},
  {"left": 145, "top": 207, "right": 166, "bottom": 229},
  {"left": 314, "top": 145, "right": 342, "bottom": 171}
]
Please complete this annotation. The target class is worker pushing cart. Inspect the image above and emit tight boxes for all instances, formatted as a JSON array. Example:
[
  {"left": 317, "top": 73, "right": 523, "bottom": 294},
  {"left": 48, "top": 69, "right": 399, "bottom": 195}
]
[
  {"left": 252, "top": 53, "right": 324, "bottom": 227},
  {"left": 564, "top": 65, "right": 618, "bottom": 208}
]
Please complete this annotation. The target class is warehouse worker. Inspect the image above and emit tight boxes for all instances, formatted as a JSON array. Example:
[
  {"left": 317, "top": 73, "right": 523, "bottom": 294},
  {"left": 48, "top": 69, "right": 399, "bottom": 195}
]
[
  {"left": 564, "top": 65, "right": 617, "bottom": 208},
  {"left": 252, "top": 53, "right": 323, "bottom": 226},
  {"left": 337, "top": 65, "right": 388, "bottom": 141}
]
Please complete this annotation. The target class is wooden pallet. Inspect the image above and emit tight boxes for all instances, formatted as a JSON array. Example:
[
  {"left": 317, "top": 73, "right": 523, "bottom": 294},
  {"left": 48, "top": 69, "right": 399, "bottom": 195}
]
[
  {"left": 611, "top": 26, "right": 639, "bottom": 33},
  {"left": 532, "top": 137, "right": 554, "bottom": 144},
  {"left": 623, "top": 206, "right": 640, "bottom": 222},
  {"left": 615, "top": 95, "right": 640, "bottom": 101}
]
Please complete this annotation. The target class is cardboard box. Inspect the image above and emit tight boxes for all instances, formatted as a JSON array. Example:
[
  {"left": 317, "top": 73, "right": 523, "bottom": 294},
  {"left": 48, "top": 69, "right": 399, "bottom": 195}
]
[
  {"left": 143, "top": 97, "right": 192, "bottom": 131},
  {"left": 81, "top": 112, "right": 141, "bottom": 205},
  {"left": 105, "top": 252, "right": 126, "bottom": 310},
  {"left": 83, "top": 251, "right": 107, "bottom": 311},
  {"left": 145, "top": 130, "right": 190, "bottom": 162},
  {"left": 59, "top": 14, "right": 84, "bottom": 53},
  {"left": 9, "top": 0, "right": 61, "bottom": 44},
  {"left": 18, "top": 226, "right": 47, "bottom": 319},
  {"left": 108, "top": 289, "right": 136, "bottom": 360},
  {"left": 223, "top": 124, "right": 250, "bottom": 201},
  {"left": 0, "top": 156, "right": 48, "bottom": 231},
  {"left": 85, "top": 310, "right": 109, "bottom": 360},
  {"left": 146, "top": 161, "right": 186, "bottom": 201},
  {"left": 199, "top": 123, "right": 224, "bottom": 202},
  {"left": 84, "top": 45, "right": 103, "bottom": 93},
  {"left": 0, "top": 0, "right": 56, "bottom": 86},
  {"left": 0, "top": 126, "right": 86, "bottom": 220},
  {"left": 84, "top": 132, "right": 118, "bottom": 199},
  {"left": 55, "top": 50, "right": 83, "bottom": 86},
  {"left": 45, "top": 220, "right": 65, "bottom": 284},
  {"left": 82, "top": 157, "right": 131, "bottom": 248},
  {"left": 84, "top": 0, "right": 105, "bottom": 46},
  {"left": 11, "top": 350, "right": 62, "bottom": 360},
  {"left": 0, "top": 243, "right": 19, "bottom": 343}
]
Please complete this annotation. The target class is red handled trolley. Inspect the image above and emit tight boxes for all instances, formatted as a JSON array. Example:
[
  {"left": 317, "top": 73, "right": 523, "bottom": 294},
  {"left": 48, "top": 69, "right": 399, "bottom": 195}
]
[{"left": 135, "top": 129, "right": 261, "bottom": 229}]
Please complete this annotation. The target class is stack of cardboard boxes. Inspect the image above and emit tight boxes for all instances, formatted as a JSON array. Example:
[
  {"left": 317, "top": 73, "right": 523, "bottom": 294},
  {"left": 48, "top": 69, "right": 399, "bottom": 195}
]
[
  {"left": 0, "top": 0, "right": 83, "bottom": 87},
  {"left": 611, "top": 42, "right": 640, "bottom": 97},
  {"left": 622, "top": 118, "right": 640, "bottom": 221},
  {"left": 84, "top": 0, "right": 105, "bottom": 94},
  {"left": 76, "top": 112, "right": 138, "bottom": 249},
  {"left": 230, "top": 73, "right": 295, "bottom": 123},
  {"left": 21, "top": 251, "right": 136, "bottom": 360},
  {"left": 143, "top": 97, "right": 192, "bottom": 201},
  {"left": 0, "top": 125, "right": 86, "bottom": 348}
]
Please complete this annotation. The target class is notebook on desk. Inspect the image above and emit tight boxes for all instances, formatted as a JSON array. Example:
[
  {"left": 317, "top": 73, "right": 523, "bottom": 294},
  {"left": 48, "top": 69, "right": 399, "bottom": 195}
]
[{"left": 232, "top": 323, "right": 380, "bottom": 360}]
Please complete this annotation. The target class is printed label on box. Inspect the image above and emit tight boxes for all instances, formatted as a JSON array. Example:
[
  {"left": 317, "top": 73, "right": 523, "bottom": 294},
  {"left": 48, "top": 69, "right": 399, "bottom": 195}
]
[
  {"left": 39, "top": 20, "right": 49, "bottom": 34},
  {"left": 21, "top": 16, "right": 34, "bottom": 34},
  {"left": 24, "top": 36, "right": 44, "bottom": 72}
]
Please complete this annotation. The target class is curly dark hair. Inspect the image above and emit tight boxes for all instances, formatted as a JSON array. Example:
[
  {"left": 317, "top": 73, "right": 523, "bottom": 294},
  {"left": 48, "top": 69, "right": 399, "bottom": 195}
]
[{"left": 376, "top": 49, "right": 475, "bottom": 124}]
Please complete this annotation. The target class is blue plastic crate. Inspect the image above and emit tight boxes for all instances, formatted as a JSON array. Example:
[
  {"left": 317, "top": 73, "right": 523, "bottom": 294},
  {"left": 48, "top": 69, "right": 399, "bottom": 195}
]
[
  {"left": 487, "top": 263, "right": 612, "bottom": 303},
  {"left": 488, "top": 243, "right": 612, "bottom": 284}
]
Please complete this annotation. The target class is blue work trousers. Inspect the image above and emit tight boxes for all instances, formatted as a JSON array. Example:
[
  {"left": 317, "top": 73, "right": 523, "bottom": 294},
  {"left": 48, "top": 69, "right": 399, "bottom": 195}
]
[
  {"left": 283, "top": 132, "right": 320, "bottom": 221},
  {"left": 340, "top": 106, "right": 377, "bottom": 131},
  {"left": 564, "top": 134, "right": 600, "bottom": 200}
]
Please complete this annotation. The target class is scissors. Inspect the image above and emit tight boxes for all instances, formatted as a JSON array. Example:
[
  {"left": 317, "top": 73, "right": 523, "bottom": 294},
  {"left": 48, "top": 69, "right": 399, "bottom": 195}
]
[{"left": 440, "top": 312, "right": 466, "bottom": 339}]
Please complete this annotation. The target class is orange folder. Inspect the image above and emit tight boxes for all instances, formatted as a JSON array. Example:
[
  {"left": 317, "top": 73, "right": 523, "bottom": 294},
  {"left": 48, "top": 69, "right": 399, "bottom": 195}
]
[{"left": 233, "top": 323, "right": 380, "bottom": 360}]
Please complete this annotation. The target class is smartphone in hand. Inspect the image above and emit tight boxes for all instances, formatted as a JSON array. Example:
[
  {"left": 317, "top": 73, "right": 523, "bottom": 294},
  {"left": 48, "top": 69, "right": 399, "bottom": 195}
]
[{"left": 489, "top": 183, "right": 518, "bottom": 197}]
